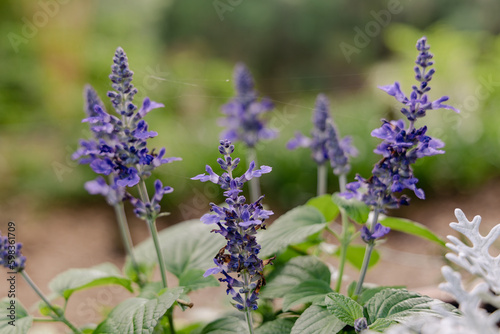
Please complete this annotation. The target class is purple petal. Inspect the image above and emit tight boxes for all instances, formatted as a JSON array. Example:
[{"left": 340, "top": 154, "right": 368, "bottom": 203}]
[
  {"left": 378, "top": 82, "right": 407, "bottom": 103},
  {"left": 90, "top": 159, "right": 114, "bottom": 175},
  {"left": 201, "top": 213, "right": 220, "bottom": 225},
  {"left": 431, "top": 96, "right": 460, "bottom": 113},
  {"left": 137, "top": 97, "right": 164, "bottom": 118},
  {"left": 203, "top": 266, "right": 222, "bottom": 277},
  {"left": 84, "top": 177, "right": 109, "bottom": 196},
  {"left": 287, "top": 133, "right": 312, "bottom": 150}
]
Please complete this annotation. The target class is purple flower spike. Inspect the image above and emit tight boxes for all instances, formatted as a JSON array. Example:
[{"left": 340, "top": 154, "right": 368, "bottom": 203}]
[
  {"left": 345, "top": 37, "right": 458, "bottom": 212},
  {"left": 192, "top": 140, "right": 273, "bottom": 312},
  {"left": 0, "top": 232, "right": 26, "bottom": 272},
  {"left": 287, "top": 94, "right": 357, "bottom": 173},
  {"left": 75, "top": 47, "right": 180, "bottom": 213},
  {"left": 220, "top": 63, "right": 277, "bottom": 148}
]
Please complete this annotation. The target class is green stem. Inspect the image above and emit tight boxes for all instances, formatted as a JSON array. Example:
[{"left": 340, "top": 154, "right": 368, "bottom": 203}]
[
  {"left": 247, "top": 148, "right": 260, "bottom": 203},
  {"left": 21, "top": 271, "right": 82, "bottom": 334},
  {"left": 137, "top": 180, "right": 175, "bottom": 333},
  {"left": 112, "top": 202, "right": 141, "bottom": 278},
  {"left": 32, "top": 318, "right": 58, "bottom": 322},
  {"left": 317, "top": 163, "right": 327, "bottom": 196},
  {"left": 242, "top": 271, "right": 255, "bottom": 334},
  {"left": 166, "top": 308, "right": 175, "bottom": 334},
  {"left": 335, "top": 173, "right": 349, "bottom": 292},
  {"left": 354, "top": 209, "right": 380, "bottom": 296},
  {"left": 137, "top": 180, "right": 169, "bottom": 289}
]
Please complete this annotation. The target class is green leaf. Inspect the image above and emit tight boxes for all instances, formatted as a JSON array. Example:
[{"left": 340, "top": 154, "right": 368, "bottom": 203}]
[
  {"left": 291, "top": 305, "right": 345, "bottom": 334},
  {"left": 38, "top": 302, "right": 63, "bottom": 318},
  {"left": 255, "top": 318, "right": 295, "bottom": 334},
  {"left": 261, "top": 256, "right": 331, "bottom": 299},
  {"left": 258, "top": 206, "right": 327, "bottom": 258},
  {"left": 200, "top": 317, "right": 249, "bottom": 334},
  {"left": 130, "top": 219, "right": 225, "bottom": 279},
  {"left": 380, "top": 217, "right": 446, "bottom": 247},
  {"left": 178, "top": 268, "right": 219, "bottom": 293},
  {"left": 332, "top": 194, "right": 370, "bottom": 224},
  {"left": 282, "top": 280, "right": 333, "bottom": 311},
  {"left": 137, "top": 282, "right": 164, "bottom": 299},
  {"left": 49, "top": 263, "right": 133, "bottom": 300},
  {"left": 364, "top": 288, "right": 449, "bottom": 324},
  {"left": 93, "top": 287, "right": 183, "bottom": 334},
  {"left": 357, "top": 286, "right": 405, "bottom": 306},
  {"left": 335, "top": 244, "right": 380, "bottom": 270},
  {"left": 368, "top": 318, "right": 396, "bottom": 332},
  {"left": 306, "top": 194, "right": 340, "bottom": 222},
  {"left": 0, "top": 298, "right": 33, "bottom": 334},
  {"left": 325, "top": 293, "right": 363, "bottom": 327},
  {"left": 177, "top": 322, "right": 204, "bottom": 334}
]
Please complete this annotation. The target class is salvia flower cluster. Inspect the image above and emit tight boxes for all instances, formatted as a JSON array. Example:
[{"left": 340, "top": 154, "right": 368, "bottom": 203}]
[
  {"left": 343, "top": 37, "right": 459, "bottom": 221},
  {"left": 220, "top": 63, "right": 277, "bottom": 148},
  {"left": 192, "top": 140, "right": 273, "bottom": 311},
  {"left": 73, "top": 47, "right": 180, "bottom": 213},
  {"left": 287, "top": 94, "right": 357, "bottom": 175},
  {"left": 0, "top": 232, "right": 26, "bottom": 272}
]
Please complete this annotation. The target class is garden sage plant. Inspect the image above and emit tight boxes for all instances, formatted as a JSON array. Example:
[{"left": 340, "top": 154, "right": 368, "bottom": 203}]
[
  {"left": 3, "top": 37, "right": 492, "bottom": 334},
  {"left": 192, "top": 139, "right": 273, "bottom": 333},
  {"left": 343, "top": 36, "right": 459, "bottom": 296}
]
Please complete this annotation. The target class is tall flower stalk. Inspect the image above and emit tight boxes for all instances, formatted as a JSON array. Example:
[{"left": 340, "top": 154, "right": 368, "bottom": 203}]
[
  {"left": 220, "top": 64, "right": 277, "bottom": 202},
  {"left": 288, "top": 94, "right": 357, "bottom": 291},
  {"left": 192, "top": 140, "right": 273, "bottom": 334},
  {"left": 287, "top": 94, "right": 357, "bottom": 196},
  {"left": 74, "top": 48, "right": 180, "bottom": 331},
  {"left": 1, "top": 233, "right": 82, "bottom": 334},
  {"left": 343, "top": 37, "right": 459, "bottom": 296}
]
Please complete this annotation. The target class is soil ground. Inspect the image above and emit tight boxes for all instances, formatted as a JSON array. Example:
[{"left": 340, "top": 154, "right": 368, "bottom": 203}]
[{"left": 2, "top": 180, "right": 500, "bottom": 333}]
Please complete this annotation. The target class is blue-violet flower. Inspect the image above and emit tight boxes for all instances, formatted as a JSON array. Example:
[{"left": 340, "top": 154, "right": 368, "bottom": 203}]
[
  {"left": 73, "top": 47, "right": 180, "bottom": 206},
  {"left": 287, "top": 94, "right": 357, "bottom": 174},
  {"left": 220, "top": 63, "right": 277, "bottom": 148},
  {"left": 191, "top": 139, "right": 273, "bottom": 311},
  {"left": 0, "top": 232, "right": 26, "bottom": 272},
  {"left": 343, "top": 37, "right": 459, "bottom": 217}
]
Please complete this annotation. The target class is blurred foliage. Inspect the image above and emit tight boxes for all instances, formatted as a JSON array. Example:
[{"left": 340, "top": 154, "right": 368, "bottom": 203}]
[{"left": 1, "top": 0, "right": 500, "bottom": 217}]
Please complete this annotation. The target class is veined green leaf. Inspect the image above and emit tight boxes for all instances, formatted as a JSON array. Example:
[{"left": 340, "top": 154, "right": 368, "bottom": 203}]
[
  {"left": 291, "top": 305, "right": 345, "bottom": 334},
  {"left": 129, "top": 219, "right": 225, "bottom": 279},
  {"left": 0, "top": 298, "right": 33, "bottom": 334},
  {"left": 368, "top": 318, "right": 396, "bottom": 332},
  {"left": 357, "top": 286, "right": 405, "bottom": 306},
  {"left": 283, "top": 280, "right": 333, "bottom": 311},
  {"left": 49, "top": 263, "right": 133, "bottom": 300},
  {"left": 200, "top": 317, "right": 249, "bottom": 334},
  {"left": 255, "top": 318, "right": 295, "bottom": 334},
  {"left": 325, "top": 292, "right": 363, "bottom": 327},
  {"left": 261, "top": 256, "right": 331, "bottom": 299},
  {"left": 93, "top": 287, "right": 183, "bottom": 334},
  {"left": 364, "top": 288, "right": 452, "bottom": 324},
  {"left": 178, "top": 268, "right": 219, "bottom": 293},
  {"left": 258, "top": 206, "right": 327, "bottom": 258}
]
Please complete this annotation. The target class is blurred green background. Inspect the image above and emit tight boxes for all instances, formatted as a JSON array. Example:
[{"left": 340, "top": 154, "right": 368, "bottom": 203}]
[{"left": 1, "top": 0, "right": 500, "bottom": 220}]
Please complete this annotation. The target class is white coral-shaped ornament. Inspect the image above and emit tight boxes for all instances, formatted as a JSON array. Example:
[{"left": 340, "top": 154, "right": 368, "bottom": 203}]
[{"left": 446, "top": 209, "right": 500, "bottom": 294}]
